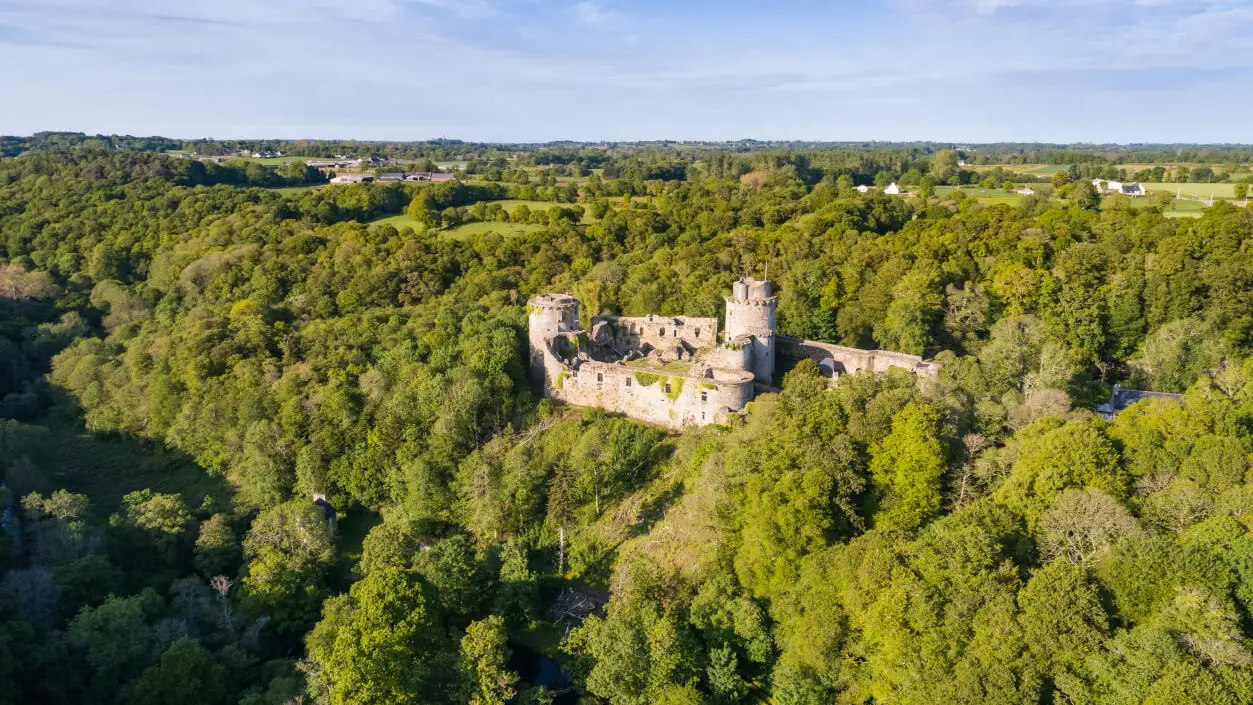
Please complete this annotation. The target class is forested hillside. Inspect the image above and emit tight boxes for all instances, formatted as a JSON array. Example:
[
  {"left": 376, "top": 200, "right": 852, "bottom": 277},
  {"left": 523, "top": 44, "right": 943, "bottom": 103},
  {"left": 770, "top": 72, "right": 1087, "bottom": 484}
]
[{"left": 3, "top": 150, "right": 1253, "bottom": 705}]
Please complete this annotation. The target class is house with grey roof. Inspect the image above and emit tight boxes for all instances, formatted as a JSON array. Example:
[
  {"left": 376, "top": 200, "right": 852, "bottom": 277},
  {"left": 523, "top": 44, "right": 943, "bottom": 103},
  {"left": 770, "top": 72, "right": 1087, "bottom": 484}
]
[{"left": 1094, "top": 383, "right": 1185, "bottom": 420}]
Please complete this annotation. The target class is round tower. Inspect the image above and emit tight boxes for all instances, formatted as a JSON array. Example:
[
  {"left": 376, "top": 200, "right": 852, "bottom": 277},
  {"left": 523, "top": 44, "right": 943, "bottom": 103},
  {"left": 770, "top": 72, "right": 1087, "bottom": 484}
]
[
  {"left": 528, "top": 294, "right": 579, "bottom": 387},
  {"left": 724, "top": 278, "right": 777, "bottom": 383}
]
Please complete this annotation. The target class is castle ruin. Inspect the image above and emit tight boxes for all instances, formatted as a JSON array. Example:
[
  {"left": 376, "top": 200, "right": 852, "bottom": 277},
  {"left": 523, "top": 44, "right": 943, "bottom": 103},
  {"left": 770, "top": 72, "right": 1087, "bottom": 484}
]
[{"left": 528, "top": 278, "right": 938, "bottom": 430}]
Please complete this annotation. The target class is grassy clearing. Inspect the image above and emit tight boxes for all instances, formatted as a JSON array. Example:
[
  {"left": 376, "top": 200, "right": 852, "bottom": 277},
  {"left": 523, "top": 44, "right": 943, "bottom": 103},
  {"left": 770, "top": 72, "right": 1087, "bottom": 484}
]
[
  {"left": 933, "top": 186, "right": 1025, "bottom": 205},
  {"left": 442, "top": 221, "right": 545, "bottom": 240},
  {"left": 1164, "top": 199, "right": 1210, "bottom": 218},
  {"left": 976, "top": 164, "right": 1068, "bottom": 176},
  {"left": 267, "top": 185, "right": 319, "bottom": 196},
  {"left": 493, "top": 199, "right": 563, "bottom": 212},
  {"left": 370, "top": 213, "right": 544, "bottom": 239},
  {"left": 371, "top": 213, "right": 427, "bottom": 231},
  {"left": 627, "top": 359, "right": 694, "bottom": 375}
]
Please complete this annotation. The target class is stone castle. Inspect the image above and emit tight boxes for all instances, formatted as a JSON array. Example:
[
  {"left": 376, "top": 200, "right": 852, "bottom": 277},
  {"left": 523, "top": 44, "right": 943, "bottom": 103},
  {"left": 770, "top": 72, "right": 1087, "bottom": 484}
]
[{"left": 528, "top": 278, "right": 938, "bottom": 430}]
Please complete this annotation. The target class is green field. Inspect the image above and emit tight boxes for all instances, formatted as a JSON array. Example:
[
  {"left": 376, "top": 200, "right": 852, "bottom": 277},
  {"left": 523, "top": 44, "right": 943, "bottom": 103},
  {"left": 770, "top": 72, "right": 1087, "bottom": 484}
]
[
  {"left": 934, "top": 186, "right": 1025, "bottom": 205},
  {"left": 164, "top": 150, "right": 311, "bottom": 166},
  {"left": 268, "top": 185, "right": 320, "bottom": 196},
  {"left": 492, "top": 199, "right": 561, "bottom": 212},
  {"left": 369, "top": 212, "right": 545, "bottom": 240},
  {"left": 1141, "top": 182, "right": 1246, "bottom": 200},
  {"left": 977, "top": 164, "right": 1068, "bottom": 176},
  {"left": 442, "top": 222, "right": 544, "bottom": 240},
  {"left": 242, "top": 156, "right": 313, "bottom": 165},
  {"left": 1163, "top": 199, "right": 1210, "bottom": 218},
  {"left": 371, "top": 213, "right": 428, "bottom": 231}
]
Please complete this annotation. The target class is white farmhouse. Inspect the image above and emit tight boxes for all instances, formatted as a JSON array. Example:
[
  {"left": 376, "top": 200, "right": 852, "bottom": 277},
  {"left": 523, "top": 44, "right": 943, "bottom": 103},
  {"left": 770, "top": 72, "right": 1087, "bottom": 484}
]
[
  {"left": 884, "top": 183, "right": 902, "bottom": 195},
  {"left": 855, "top": 185, "right": 870, "bottom": 193},
  {"left": 1016, "top": 186, "right": 1035, "bottom": 195},
  {"left": 1093, "top": 179, "right": 1146, "bottom": 197}
]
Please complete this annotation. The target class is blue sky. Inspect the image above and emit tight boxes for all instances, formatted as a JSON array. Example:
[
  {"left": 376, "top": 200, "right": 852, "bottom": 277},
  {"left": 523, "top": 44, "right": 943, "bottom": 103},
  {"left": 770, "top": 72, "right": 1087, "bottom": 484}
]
[{"left": 1, "top": 0, "right": 1251, "bottom": 142}]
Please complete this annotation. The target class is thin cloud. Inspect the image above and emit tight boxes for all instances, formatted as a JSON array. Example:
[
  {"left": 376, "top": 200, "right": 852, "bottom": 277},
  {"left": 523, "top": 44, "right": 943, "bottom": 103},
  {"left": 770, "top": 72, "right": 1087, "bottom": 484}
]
[
  {"left": 574, "top": 1, "right": 619, "bottom": 27},
  {"left": 1, "top": 0, "right": 1251, "bottom": 141}
]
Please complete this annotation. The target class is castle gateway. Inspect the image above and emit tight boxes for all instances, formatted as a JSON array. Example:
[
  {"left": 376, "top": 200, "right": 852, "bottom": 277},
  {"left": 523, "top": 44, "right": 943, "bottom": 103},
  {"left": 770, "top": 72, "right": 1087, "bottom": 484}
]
[{"left": 528, "top": 278, "right": 938, "bottom": 429}]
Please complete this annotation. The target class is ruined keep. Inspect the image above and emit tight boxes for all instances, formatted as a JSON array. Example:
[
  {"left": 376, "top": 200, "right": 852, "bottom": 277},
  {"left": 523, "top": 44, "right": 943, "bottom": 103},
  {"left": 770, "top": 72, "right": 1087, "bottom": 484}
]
[{"left": 528, "top": 278, "right": 937, "bottom": 429}]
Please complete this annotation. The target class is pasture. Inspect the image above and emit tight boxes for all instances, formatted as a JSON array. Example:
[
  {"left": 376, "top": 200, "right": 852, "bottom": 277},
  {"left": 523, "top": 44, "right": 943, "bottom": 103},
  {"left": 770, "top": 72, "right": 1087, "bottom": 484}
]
[
  {"left": 1141, "top": 182, "right": 1246, "bottom": 200},
  {"left": 242, "top": 156, "right": 312, "bottom": 165},
  {"left": 976, "top": 163, "right": 1068, "bottom": 176},
  {"left": 442, "top": 221, "right": 545, "bottom": 240},
  {"left": 933, "top": 186, "right": 1025, "bottom": 205}
]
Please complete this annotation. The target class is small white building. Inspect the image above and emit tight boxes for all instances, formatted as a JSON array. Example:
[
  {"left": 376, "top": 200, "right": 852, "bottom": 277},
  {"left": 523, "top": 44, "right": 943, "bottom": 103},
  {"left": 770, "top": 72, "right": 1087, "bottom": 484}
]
[
  {"left": 884, "top": 182, "right": 902, "bottom": 195},
  {"left": 330, "top": 174, "right": 374, "bottom": 185},
  {"left": 1093, "top": 179, "right": 1146, "bottom": 197},
  {"left": 855, "top": 185, "right": 870, "bottom": 193},
  {"left": 1016, "top": 186, "right": 1035, "bottom": 195}
]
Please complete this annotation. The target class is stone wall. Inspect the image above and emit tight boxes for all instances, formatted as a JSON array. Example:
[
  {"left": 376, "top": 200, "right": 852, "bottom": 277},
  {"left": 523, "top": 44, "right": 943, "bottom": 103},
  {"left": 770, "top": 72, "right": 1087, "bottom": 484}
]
[
  {"left": 547, "top": 358, "right": 754, "bottom": 429},
  {"left": 777, "top": 337, "right": 939, "bottom": 377},
  {"left": 593, "top": 314, "right": 718, "bottom": 351},
  {"left": 528, "top": 294, "right": 579, "bottom": 388}
]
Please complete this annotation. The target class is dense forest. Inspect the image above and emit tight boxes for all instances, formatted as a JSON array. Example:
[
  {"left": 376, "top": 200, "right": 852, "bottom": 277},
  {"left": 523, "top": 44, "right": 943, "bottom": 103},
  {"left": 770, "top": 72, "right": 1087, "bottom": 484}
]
[{"left": 3, "top": 148, "right": 1253, "bottom": 705}]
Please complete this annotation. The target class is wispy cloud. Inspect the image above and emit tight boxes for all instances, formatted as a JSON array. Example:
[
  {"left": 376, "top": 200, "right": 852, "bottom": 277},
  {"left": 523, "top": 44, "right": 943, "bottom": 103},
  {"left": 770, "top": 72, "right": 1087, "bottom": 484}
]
[
  {"left": 573, "top": 1, "right": 619, "bottom": 26},
  {"left": 0, "top": 0, "right": 1250, "bottom": 141}
]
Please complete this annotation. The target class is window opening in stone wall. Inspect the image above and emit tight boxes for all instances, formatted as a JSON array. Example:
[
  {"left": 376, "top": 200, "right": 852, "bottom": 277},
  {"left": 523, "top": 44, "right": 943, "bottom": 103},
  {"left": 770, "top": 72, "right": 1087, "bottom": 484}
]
[
  {"left": 664, "top": 383, "right": 672, "bottom": 394},
  {"left": 660, "top": 328, "right": 665, "bottom": 337},
  {"left": 696, "top": 328, "right": 700, "bottom": 338},
  {"left": 701, "top": 392, "right": 707, "bottom": 402},
  {"left": 597, "top": 373, "right": 603, "bottom": 383},
  {"left": 625, "top": 378, "right": 631, "bottom": 387}
]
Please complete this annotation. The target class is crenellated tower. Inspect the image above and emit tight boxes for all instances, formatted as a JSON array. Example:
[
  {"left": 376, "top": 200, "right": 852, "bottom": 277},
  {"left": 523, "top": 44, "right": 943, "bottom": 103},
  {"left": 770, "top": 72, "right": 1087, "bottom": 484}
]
[{"left": 724, "top": 277, "right": 776, "bottom": 383}]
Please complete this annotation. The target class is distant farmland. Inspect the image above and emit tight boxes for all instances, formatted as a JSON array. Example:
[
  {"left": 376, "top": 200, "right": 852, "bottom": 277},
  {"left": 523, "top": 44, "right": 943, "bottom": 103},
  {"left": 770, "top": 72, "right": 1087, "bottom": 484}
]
[{"left": 1142, "top": 182, "right": 1247, "bottom": 200}]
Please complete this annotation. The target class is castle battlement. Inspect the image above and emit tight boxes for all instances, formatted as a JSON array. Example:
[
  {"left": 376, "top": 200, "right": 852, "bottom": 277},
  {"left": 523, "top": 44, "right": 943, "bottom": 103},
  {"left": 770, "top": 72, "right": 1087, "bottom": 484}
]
[{"left": 527, "top": 278, "right": 938, "bottom": 429}]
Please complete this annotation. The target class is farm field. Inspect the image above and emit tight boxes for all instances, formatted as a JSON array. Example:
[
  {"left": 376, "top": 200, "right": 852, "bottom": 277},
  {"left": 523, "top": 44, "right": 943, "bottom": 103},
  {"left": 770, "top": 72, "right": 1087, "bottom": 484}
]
[
  {"left": 1141, "top": 182, "right": 1247, "bottom": 199},
  {"left": 976, "top": 163, "right": 1068, "bottom": 176},
  {"left": 164, "top": 150, "right": 312, "bottom": 166},
  {"left": 1164, "top": 199, "right": 1210, "bottom": 218},
  {"left": 933, "top": 186, "right": 1025, "bottom": 205},
  {"left": 241, "top": 155, "right": 313, "bottom": 165}
]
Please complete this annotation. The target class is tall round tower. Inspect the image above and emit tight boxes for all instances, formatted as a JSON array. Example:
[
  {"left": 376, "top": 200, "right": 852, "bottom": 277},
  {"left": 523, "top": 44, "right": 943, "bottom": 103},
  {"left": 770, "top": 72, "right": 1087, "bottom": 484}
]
[
  {"left": 528, "top": 294, "right": 580, "bottom": 388},
  {"left": 725, "top": 278, "right": 776, "bottom": 383}
]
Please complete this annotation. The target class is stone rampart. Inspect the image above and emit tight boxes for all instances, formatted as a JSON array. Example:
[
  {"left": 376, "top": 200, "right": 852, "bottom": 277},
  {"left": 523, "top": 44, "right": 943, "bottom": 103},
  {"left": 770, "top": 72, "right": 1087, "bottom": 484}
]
[
  {"left": 592, "top": 314, "right": 718, "bottom": 352},
  {"left": 546, "top": 357, "right": 754, "bottom": 429},
  {"left": 777, "top": 337, "right": 939, "bottom": 377}
]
